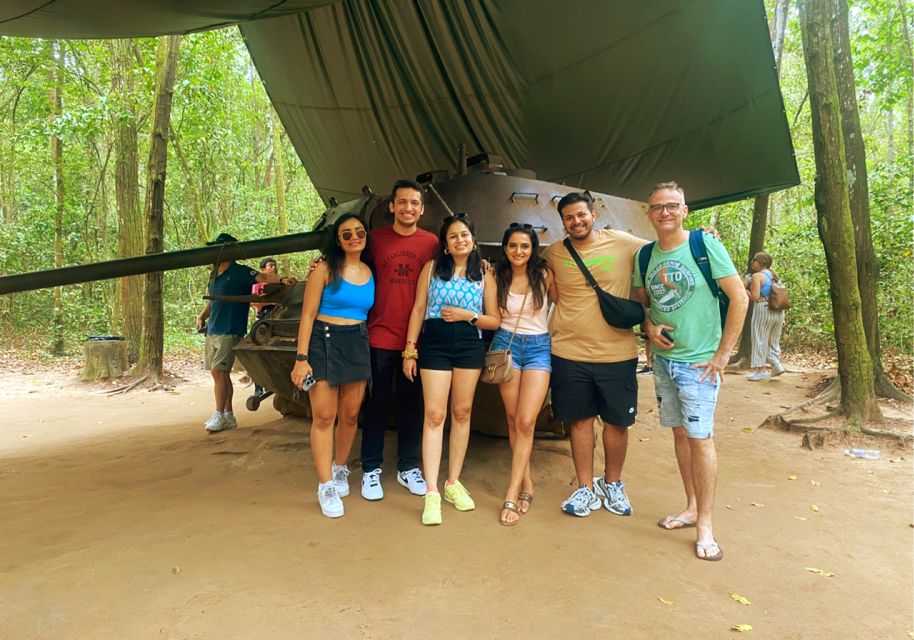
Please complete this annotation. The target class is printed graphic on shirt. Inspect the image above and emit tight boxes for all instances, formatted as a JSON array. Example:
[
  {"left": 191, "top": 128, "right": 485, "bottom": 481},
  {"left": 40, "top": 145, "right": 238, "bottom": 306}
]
[
  {"left": 379, "top": 250, "right": 421, "bottom": 285},
  {"left": 647, "top": 260, "right": 696, "bottom": 312},
  {"left": 561, "top": 255, "right": 620, "bottom": 272}
]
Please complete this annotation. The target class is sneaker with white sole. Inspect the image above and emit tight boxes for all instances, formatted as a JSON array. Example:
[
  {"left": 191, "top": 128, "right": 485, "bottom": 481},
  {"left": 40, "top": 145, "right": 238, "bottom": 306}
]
[
  {"left": 422, "top": 492, "right": 442, "bottom": 526},
  {"left": 332, "top": 463, "right": 350, "bottom": 497},
  {"left": 561, "top": 486, "right": 602, "bottom": 517},
  {"left": 443, "top": 479, "right": 475, "bottom": 511},
  {"left": 594, "top": 477, "right": 632, "bottom": 516},
  {"left": 204, "top": 411, "right": 226, "bottom": 432},
  {"left": 361, "top": 468, "right": 384, "bottom": 501},
  {"left": 221, "top": 412, "right": 237, "bottom": 430},
  {"left": 317, "top": 482, "right": 344, "bottom": 518},
  {"left": 747, "top": 370, "right": 770, "bottom": 382},
  {"left": 771, "top": 363, "right": 786, "bottom": 377},
  {"left": 397, "top": 468, "right": 427, "bottom": 496}
]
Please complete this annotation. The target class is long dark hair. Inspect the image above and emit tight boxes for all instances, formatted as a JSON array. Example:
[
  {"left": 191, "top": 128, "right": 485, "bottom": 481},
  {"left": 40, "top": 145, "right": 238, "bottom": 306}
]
[
  {"left": 433, "top": 213, "right": 482, "bottom": 281},
  {"left": 323, "top": 212, "right": 370, "bottom": 289},
  {"left": 495, "top": 223, "right": 550, "bottom": 311}
]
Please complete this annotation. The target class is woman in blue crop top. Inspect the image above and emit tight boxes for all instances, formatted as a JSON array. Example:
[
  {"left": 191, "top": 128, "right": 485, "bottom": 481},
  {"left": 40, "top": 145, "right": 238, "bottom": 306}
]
[
  {"left": 746, "top": 251, "right": 786, "bottom": 382},
  {"left": 291, "top": 213, "right": 374, "bottom": 519},
  {"left": 403, "top": 213, "right": 500, "bottom": 526}
]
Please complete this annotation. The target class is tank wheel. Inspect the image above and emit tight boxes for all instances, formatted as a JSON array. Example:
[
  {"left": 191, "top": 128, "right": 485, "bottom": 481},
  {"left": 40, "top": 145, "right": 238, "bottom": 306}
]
[
  {"left": 250, "top": 319, "right": 273, "bottom": 345},
  {"left": 246, "top": 395, "right": 261, "bottom": 412}
]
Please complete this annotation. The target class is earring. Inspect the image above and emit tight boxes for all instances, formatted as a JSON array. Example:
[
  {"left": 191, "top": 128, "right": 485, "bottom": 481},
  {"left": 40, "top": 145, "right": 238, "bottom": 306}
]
[{"left": 444, "top": 248, "right": 449, "bottom": 255}]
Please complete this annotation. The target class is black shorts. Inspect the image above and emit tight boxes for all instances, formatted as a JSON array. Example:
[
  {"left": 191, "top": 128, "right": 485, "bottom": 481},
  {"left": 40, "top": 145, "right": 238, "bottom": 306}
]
[
  {"left": 550, "top": 355, "right": 638, "bottom": 426},
  {"left": 418, "top": 318, "right": 485, "bottom": 371},
  {"left": 308, "top": 320, "right": 371, "bottom": 386}
]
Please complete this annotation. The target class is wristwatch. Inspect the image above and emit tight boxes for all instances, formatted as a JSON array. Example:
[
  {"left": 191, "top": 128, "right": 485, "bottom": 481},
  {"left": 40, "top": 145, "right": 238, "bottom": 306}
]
[
  {"left": 295, "top": 353, "right": 309, "bottom": 361},
  {"left": 469, "top": 313, "right": 479, "bottom": 326}
]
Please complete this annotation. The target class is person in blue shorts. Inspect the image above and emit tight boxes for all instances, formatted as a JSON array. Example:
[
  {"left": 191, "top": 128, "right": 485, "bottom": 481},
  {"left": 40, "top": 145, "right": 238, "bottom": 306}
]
[{"left": 633, "top": 182, "right": 747, "bottom": 562}]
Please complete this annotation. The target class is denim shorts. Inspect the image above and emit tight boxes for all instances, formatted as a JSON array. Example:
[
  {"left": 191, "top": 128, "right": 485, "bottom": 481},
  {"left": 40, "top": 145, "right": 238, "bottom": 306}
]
[
  {"left": 308, "top": 320, "right": 371, "bottom": 386},
  {"left": 490, "top": 330, "right": 551, "bottom": 372},
  {"left": 652, "top": 355, "right": 720, "bottom": 439}
]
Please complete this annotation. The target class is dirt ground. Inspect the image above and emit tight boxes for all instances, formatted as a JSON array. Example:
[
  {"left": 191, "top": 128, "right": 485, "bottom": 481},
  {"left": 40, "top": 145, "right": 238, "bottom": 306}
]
[{"left": 0, "top": 361, "right": 911, "bottom": 640}]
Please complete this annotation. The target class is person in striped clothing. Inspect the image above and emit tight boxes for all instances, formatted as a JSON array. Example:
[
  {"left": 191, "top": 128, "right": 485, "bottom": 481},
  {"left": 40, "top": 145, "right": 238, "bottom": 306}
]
[{"left": 746, "top": 252, "right": 786, "bottom": 382}]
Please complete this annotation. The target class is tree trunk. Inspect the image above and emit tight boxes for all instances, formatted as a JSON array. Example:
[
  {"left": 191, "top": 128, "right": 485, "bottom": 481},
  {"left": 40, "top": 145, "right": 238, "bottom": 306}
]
[
  {"left": 271, "top": 108, "right": 289, "bottom": 273},
  {"left": 898, "top": 0, "right": 914, "bottom": 198},
  {"left": 169, "top": 130, "right": 209, "bottom": 244},
  {"left": 49, "top": 42, "right": 65, "bottom": 356},
  {"left": 830, "top": 0, "right": 908, "bottom": 401},
  {"left": 110, "top": 39, "right": 144, "bottom": 362},
  {"left": 733, "top": 0, "right": 790, "bottom": 366},
  {"left": 137, "top": 35, "right": 181, "bottom": 382},
  {"left": 799, "top": 0, "right": 881, "bottom": 426}
]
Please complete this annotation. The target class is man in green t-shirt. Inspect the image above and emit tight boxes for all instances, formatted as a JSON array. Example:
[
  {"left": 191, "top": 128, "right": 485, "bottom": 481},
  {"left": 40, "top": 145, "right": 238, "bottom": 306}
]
[{"left": 632, "top": 182, "right": 748, "bottom": 562}]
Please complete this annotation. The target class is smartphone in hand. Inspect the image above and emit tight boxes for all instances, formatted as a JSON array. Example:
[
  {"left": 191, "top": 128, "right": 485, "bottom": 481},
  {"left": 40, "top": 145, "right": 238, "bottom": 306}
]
[
  {"left": 300, "top": 374, "right": 316, "bottom": 391},
  {"left": 660, "top": 328, "right": 674, "bottom": 343}
]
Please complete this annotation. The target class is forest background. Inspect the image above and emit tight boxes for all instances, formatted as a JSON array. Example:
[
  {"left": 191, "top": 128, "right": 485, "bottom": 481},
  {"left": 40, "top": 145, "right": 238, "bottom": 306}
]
[{"left": 0, "top": 1, "right": 910, "bottom": 375}]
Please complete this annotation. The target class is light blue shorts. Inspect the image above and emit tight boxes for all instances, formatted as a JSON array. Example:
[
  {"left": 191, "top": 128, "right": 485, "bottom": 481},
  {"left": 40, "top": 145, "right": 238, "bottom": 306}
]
[
  {"left": 653, "top": 355, "right": 720, "bottom": 439},
  {"left": 490, "top": 329, "right": 551, "bottom": 372}
]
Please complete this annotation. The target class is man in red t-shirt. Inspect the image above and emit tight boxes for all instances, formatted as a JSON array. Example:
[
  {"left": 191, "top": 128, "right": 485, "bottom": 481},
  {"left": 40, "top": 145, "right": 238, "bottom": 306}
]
[{"left": 360, "top": 179, "right": 438, "bottom": 501}]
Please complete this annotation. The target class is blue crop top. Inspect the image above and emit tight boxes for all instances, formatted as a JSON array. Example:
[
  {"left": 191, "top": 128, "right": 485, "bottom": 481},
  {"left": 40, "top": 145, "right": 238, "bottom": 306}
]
[
  {"left": 318, "top": 276, "right": 375, "bottom": 321},
  {"left": 759, "top": 270, "right": 773, "bottom": 298}
]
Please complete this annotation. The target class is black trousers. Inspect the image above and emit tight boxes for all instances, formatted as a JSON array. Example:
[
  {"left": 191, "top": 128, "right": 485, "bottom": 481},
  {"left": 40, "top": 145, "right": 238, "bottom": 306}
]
[{"left": 360, "top": 347, "right": 423, "bottom": 473}]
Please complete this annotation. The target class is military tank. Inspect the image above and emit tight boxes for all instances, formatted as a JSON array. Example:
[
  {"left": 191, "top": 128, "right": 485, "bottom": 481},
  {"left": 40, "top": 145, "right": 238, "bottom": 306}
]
[
  {"left": 0, "top": 149, "right": 653, "bottom": 437},
  {"left": 230, "top": 149, "right": 654, "bottom": 436}
]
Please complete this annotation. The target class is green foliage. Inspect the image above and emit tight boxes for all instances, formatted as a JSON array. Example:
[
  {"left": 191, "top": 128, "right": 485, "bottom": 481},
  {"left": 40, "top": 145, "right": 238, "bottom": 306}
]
[
  {"left": 0, "top": 4, "right": 911, "bottom": 363},
  {"left": 0, "top": 29, "right": 324, "bottom": 356}
]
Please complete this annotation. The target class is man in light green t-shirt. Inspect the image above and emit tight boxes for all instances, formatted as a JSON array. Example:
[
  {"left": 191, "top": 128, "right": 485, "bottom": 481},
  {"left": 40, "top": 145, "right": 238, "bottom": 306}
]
[{"left": 632, "top": 182, "right": 747, "bottom": 562}]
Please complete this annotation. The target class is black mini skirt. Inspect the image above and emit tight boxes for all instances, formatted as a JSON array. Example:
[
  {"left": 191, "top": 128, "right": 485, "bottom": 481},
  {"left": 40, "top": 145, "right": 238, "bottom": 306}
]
[{"left": 308, "top": 320, "right": 371, "bottom": 386}]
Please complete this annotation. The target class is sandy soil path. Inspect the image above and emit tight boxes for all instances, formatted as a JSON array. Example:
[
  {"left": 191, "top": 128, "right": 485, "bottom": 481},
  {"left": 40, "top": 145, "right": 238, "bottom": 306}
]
[{"left": 0, "top": 366, "right": 910, "bottom": 639}]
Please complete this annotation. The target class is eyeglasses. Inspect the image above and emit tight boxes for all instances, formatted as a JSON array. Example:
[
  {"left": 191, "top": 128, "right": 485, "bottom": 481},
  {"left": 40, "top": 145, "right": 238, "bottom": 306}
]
[
  {"left": 648, "top": 202, "right": 684, "bottom": 214},
  {"left": 508, "top": 222, "right": 534, "bottom": 230},
  {"left": 339, "top": 228, "right": 367, "bottom": 241}
]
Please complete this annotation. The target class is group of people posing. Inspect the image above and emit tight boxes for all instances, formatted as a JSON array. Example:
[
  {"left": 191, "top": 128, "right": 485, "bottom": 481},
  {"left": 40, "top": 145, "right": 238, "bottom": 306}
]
[{"left": 281, "top": 178, "right": 752, "bottom": 562}]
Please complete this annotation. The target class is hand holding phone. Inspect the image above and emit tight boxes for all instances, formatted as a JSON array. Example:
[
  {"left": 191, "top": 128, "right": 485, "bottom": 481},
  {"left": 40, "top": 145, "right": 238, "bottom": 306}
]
[
  {"left": 300, "top": 374, "right": 316, "bottom": 391},
  {"left": 660, "top": 328, "right": 674, "bottom": 343}
]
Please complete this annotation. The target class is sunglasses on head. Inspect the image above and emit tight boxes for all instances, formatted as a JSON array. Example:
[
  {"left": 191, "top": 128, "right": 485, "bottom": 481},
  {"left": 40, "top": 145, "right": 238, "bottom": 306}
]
[
  {"left": 444, "top": 212, "right": 468, "bottom": 223},
  {"left": 339, "top": 228, "right": 367, "bottom": 241},
  {"left": 508, "top": 222, "right": 534, "bottom": 231}
]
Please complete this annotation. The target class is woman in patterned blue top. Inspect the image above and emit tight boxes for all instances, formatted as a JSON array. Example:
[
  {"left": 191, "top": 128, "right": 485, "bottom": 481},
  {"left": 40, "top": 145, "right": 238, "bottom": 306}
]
[{"left": 403, "top": 213, "right": 500, "bottom": 526}]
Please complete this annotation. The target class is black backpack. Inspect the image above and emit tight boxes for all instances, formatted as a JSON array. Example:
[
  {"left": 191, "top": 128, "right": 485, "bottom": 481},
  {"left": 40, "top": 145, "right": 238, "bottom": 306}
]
[{"left": 637, "top": 230, "right": 730, "bottom": 328}]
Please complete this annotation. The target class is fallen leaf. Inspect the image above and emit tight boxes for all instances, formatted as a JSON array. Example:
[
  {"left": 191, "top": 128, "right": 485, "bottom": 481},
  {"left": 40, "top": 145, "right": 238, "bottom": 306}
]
[
  {"left": 805, "top": 567, "right": 834, "bottom": 577},
  {"left": 168, "top": 391, "right": 181, "bottom": 396},
  {"left": 658, "top": 597, "right": 675, "bottom": 606},
  {"left": 810, "top": 505, "right": 820, "bottom": 512},
  {"left": 810, "top": 480, "right": 821, "bottom": 486},
  {"left": 751, "top": 502, "right": 766, "bottom": 507},
  {"left": 172, "top": 566, "right": 181, "bottom": 574},
  {"left": 729, "top": 593, "right": 751, "bottom": 605},
  {"left": 731, "top": 624, "right": 753, "bottom": 632},
  {"left": 787, "top": 474, "right": 797, "bottom": 480},
  {"left": 792, "top": 516, "right": 808, "bottom": 521},
  {"left": 742, "top": 427, "right": 753, "bottom": 433}
]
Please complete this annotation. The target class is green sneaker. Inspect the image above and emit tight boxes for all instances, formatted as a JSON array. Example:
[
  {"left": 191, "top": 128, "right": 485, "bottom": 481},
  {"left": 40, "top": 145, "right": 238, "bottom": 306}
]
[
  {"left": 422, "top": 492, "right": 442, "bottom": 526},
  {"left": 443, "top": 479, "right": 476, "bottom": 511}
]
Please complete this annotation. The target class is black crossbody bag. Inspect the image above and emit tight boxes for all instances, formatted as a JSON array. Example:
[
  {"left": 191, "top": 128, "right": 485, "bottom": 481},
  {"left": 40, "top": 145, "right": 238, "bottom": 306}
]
[{"left": 563, "top": 238, "right": 644, "bottom": 329}]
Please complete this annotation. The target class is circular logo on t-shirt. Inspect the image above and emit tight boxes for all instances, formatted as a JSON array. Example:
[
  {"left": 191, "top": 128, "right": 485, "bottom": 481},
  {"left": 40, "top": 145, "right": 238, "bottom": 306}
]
[{"left": 647, "top": 260, "right": 695, "bottom": 312}]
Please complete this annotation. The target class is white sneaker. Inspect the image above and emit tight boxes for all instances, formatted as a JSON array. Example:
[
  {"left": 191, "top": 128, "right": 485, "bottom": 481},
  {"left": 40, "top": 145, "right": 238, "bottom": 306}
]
[
  {"left": 747, "top": 370, "right": 770, "bottom": 382},
  {"left": 361, "top": 468, "right": 384, "bottom": 501},
  {"left": 221, "top": 412, "right": 238, "bottom": 430},
  {"left": 397, "top": 468, "right": 427, "bottom": 496},
  {"left": 332, "top": 463, "right": 350, "bottom": 497},
  {"left": 317, "top": 482, "right": 344, "bottom": 518},
  {"left": 561, "top": 486, "right": 602, "bottom": 517},
  {"left": 771, "top": 363, "right": 786, "bottom": 377},
  {"left": 204, "top": 411, "right": 226, "bottom": 432}
]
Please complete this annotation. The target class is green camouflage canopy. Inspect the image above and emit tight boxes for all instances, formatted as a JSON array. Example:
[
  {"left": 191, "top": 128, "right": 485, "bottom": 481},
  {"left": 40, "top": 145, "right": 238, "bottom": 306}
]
[{"left": 0, "top": 0, "right": 799, "bottom": 209}]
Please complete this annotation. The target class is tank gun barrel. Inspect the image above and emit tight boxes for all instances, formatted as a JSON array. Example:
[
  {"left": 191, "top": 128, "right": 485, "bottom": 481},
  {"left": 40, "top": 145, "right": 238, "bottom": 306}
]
[{"left": 0, "top": 230, "right": 327, "bottom": 295}]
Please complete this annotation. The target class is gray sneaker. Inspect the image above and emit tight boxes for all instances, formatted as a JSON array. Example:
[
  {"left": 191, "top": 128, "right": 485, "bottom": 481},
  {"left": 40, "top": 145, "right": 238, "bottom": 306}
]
[
  {"left": 221, "top": 412, "right": 238, "bottom": 430},
  {"left": 594, "top": 477, "right": 633, "bottom": 516},
  {"left": 561, "top": 486, "right": 602, "bottom": 517},
  {"left": 203, "top": 411, "right": 226, "bottom": 432},
  {"left": 317, "top": 482, "right": 344, "bottom": 518},
  {"left": 332, "top": 463, "right": 350, "bottom": 497}
]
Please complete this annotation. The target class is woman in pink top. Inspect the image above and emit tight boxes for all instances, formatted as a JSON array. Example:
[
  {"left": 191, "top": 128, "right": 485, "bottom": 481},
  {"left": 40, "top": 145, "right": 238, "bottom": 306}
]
[{"left": 492, "top": 223, "right": 555, "bottom": 526}]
